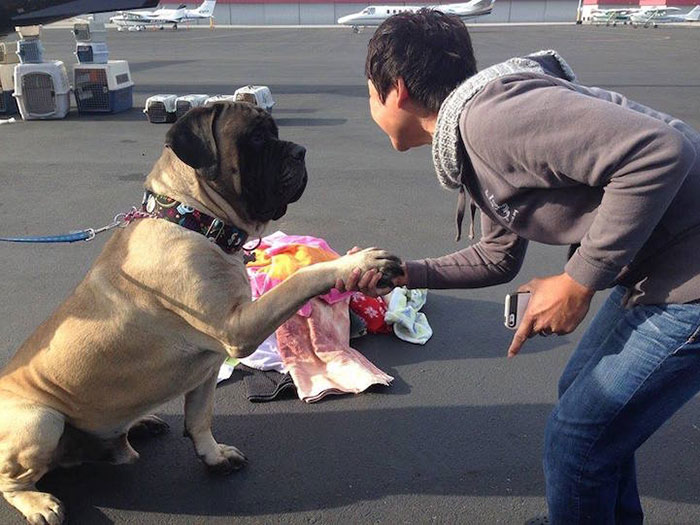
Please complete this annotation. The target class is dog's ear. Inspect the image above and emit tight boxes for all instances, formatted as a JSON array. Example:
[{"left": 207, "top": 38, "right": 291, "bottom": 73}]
[{"left": 165, "top": 105, "right": 219, "bottom": 172}]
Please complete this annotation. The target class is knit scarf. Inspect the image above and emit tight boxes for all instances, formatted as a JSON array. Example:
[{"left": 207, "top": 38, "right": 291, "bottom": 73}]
[{"left": 431, "top": 50, "right": 577, "bottom": 240}]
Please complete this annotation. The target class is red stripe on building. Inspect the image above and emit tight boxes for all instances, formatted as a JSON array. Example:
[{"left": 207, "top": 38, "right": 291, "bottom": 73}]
[{"left": 580, "top": 0, "right": 696, "bottom": 5}]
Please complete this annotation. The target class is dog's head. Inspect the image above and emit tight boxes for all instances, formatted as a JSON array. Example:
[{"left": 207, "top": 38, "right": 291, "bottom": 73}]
[{"left": 164, "top": 101, "right": 307, "bottom": 224}]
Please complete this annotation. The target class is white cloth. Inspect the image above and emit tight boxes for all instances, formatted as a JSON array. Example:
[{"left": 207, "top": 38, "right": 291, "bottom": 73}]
[
  {"left": 384, "top": 288, "right": 433, "bottom": 345},
  {"left": 217, "top": 359, "right": 237, "bottom": 384},
  {"left": 218, "top": 332, "right": 285, "bottom": 383},
  {"left": 238, "top": 332, "right": 287, "bottom": 373}
]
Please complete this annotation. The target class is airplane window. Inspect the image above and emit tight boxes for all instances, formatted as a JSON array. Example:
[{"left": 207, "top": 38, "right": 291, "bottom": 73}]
[{"left": 368, "top": 7, "right": 375, "bottom": 14}]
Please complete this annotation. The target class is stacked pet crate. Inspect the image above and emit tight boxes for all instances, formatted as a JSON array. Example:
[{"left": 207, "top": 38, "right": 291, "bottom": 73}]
[
  {"left": 175, "top": 94, "right": 209, "bottom": 119},
  {"left": 0, "top": 41, "right": 19, "bottom": 115},
  {"left": 72, "top": 20, "right": 133, "bottom": 114},
  {"left": 12, "top": 26, "right": 71, "bottom": 120},
  {"left": 143, "top": 87, "right": 276, "bottom": 123},
  {"left": 144, "top": 94, "right": 178, "bottom": 123},
  {"left": 205, "top": 94, "right": 237, "bottom": 106},
  {"left": 145, "top": 93, "right": 213, "bottom": 123},
  {"left": 234, "top": 85, "right": 275, "bottom": 113}
]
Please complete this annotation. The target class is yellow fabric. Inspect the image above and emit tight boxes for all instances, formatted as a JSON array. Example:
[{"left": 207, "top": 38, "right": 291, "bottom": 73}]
[{"left": 246, "top": 244, "right": 338, "bottom": 281}]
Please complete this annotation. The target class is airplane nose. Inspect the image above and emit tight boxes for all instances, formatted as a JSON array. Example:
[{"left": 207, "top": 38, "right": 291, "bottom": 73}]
[{"left": 337, "top": 15, "right": 351, "bottom": 24}]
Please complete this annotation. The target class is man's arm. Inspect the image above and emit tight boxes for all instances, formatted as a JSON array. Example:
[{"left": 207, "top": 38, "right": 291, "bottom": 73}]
[
  {"left": 404, "top": 211, "right": 528, "bottom": 289},
  {"left": 336, "top": 212, "right": 527, "bottom": 296}
]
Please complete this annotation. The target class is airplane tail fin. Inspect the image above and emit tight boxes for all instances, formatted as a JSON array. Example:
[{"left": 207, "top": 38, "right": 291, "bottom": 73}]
[
  {"left": 685, "top": 5, "right": 700, "bottom": 20},
  {"left": 468, "top": 0, "right": 495, "bottom": 13},
  {"left": 196, "top": 0, "right": 217, "bottom": 16}
]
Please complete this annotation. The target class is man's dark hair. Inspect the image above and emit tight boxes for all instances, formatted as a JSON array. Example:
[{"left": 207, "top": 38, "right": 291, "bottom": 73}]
[{"left": 365, "top": 9, "right": 477, "bottom": 113}]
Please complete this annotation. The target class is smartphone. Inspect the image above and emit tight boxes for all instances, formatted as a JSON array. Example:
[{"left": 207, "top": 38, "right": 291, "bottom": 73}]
[{"left": 504, "top": 292, "right": 531, "bottom": 330}]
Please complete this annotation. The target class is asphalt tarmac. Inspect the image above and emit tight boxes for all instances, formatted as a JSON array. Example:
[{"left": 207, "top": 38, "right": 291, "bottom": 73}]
[{"left": 1, "top": 25, "right": 699, "bottom": 525}]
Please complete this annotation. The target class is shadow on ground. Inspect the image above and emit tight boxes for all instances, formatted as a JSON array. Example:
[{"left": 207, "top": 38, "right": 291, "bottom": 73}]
[{"left": 36, "top": 399, "right": 700, "bottom": 524}]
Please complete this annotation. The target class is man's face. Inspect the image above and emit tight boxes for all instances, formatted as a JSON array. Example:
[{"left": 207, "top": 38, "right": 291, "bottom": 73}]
[{"left": 368, "top": 79, "right": 424, "bottom": 152}]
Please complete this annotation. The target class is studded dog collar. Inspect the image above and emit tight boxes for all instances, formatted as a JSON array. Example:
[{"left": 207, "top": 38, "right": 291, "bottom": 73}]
[{"left": 142, "top": 191, "right": 250, "bottom": 254}]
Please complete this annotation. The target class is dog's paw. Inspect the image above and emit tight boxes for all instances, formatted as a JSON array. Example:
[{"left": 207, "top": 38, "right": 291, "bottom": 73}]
[
  {"left": 204, "top": 444, "right": 248, "bottom": 475},
  {"left": 129, "top": 415, "right": 170, "bottom": 439},
  {"left": 338, "top": 248, "right": 403, "bottom": 286},
  {"left": 5, "top": 490, "right": 65, "bottom": 525}
]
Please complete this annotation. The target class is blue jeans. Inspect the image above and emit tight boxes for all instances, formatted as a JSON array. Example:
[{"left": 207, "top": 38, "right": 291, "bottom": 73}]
[{"left": 544, "top": 286, "right": 700, "bottom": 524}]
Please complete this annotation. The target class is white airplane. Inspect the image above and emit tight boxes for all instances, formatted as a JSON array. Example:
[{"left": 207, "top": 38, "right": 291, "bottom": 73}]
[
  {"left": 337, "top": 0, "right": 495, "bottom": 32},
  {"left": 630, "top": 5, "right": 700, "bottom": 27},
  {"left": 589, "top": 7, "right": 638, "bottom": 25},
  {"left": 110, "top": 0, "right": 216, "bottom": 31}
]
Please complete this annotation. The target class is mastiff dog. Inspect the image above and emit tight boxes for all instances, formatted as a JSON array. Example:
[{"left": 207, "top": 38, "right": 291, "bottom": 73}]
[{"left": 0, "top": 101, "right": 402, "bottom": 524}]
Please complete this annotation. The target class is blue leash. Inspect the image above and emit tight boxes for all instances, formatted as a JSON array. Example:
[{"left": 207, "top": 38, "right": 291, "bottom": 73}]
[
  {"left": 0, "top": 210, "right": 147, "bottom": 245},
  {"left": 0, "top": 231, "right": 96, "bottom": 243}
]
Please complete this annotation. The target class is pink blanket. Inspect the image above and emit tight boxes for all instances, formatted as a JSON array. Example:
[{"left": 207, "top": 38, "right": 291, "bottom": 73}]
[{"left": 276, "top": 297, "right": 394, "bottom": 403}]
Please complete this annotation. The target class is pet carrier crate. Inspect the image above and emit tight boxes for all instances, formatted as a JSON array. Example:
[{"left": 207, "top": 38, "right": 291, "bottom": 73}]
[
  {"left": 73, "top": 19, "right": 107, "bottom": 43},
  {"left": 175, "top": 94, "right": 209, "bottom": 119},
  {"left": 204, "top": 94, "right": 236, "bottom": 106},
  {"left": 16, "top": 39, "right": 45, "bottom": 64},
  {"left": 75, "top": 42, "right": 109, "bottom": 64},
  {"left": 13, "top": 61, "right": 71, "bottom": 120},
  {"left": 0, "top": 64, "right": 18, "bottom": 115},
  {"left": 144, "top": 94, "right": 177, "bottom": 123},
  {"left": 15, "top": 25, "right": 41, "bottom": 40},
  {"left": 0, "top": 42, "right": 20, "bottom": 64},
  {"left": 234, "top": 85, "right": 275, "bottom": 113},
  {"left": 73, "top": 60, "right": 133, "bottom": 114}
]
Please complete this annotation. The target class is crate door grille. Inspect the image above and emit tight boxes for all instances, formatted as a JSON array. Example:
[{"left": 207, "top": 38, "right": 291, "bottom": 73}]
[
  {"left": 149, "top": 102, "right": 167, "bottom": 122},
  {"left": 176, "top": 100, "right": 191, "bottom": 119},
  {"left": 18, "top": 41, "right": 42, "bottom": 63},
  {"left": 22, "top": 73, "right": 55, "bottom": 115},
  {"left": 235, "top": 93, "right": 256, "bottom": 104},
  {"left": 74, "top": 28, "right": 90, "bottom": 41},
  {"left": 76, "top": 69, "right": 110, "bottom": 111}
]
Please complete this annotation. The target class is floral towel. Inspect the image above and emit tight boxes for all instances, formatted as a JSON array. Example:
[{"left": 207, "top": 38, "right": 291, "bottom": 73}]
[{"left": 246, "top": 231, "right": 352, "bottom": 317}]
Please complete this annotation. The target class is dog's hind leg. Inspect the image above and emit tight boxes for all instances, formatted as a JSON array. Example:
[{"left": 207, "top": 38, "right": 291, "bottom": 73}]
[
  {"left": 184, "top": 371, "right": 247, "bottom": 474},
  {"left": 129, "top": 415, "right": 170, "bottom": 439},
  {"left": 57, "top": 425, "right": 140, "bottom": 468},
  {"left": 0, "top": 396, "right": 66, "bottom": 525}
]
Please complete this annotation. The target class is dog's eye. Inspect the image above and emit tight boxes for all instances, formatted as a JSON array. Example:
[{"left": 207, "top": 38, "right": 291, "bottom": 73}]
[{"left": 250, "top": 130, "right": 265, "bottom": 146}]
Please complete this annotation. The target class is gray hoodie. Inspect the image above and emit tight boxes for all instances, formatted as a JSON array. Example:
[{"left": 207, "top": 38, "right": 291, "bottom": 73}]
[{"left": 405, "top": 55, "right": 700, "bottom": 306}]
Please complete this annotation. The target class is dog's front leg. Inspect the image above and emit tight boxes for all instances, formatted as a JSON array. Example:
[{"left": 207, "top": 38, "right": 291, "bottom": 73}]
[
  {"left": 223, "top": 247, "right": 403, "bottom": 357},
  {"left": 184, "top": 370, "right": 247, "bottom": 474}
]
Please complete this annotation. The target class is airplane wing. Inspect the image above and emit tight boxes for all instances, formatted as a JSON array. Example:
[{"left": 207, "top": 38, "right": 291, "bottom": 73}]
[
  {"left": 1, "top": 0, "right": 159, "bottom": 37},
  {"left": 593, "top": 8, "right": 634, "bottom": 13}
]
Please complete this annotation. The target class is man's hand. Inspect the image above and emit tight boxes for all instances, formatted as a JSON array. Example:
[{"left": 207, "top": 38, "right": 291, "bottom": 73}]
[
  {"left": 507, "top": 273, "right": 595, "bottom": 358},
  {"left": 335, "top": 246, "right": 407, "bottom": 297}
]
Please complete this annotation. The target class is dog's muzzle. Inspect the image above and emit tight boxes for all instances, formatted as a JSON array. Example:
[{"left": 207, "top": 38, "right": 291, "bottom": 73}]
[{"left": 269, "top": 144, "right": 307, "bottom": 220}]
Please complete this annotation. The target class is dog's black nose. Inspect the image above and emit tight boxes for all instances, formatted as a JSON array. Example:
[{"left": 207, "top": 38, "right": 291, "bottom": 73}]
[{"left": 290, "top": 145, "right": 306, "bottom": 161}]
